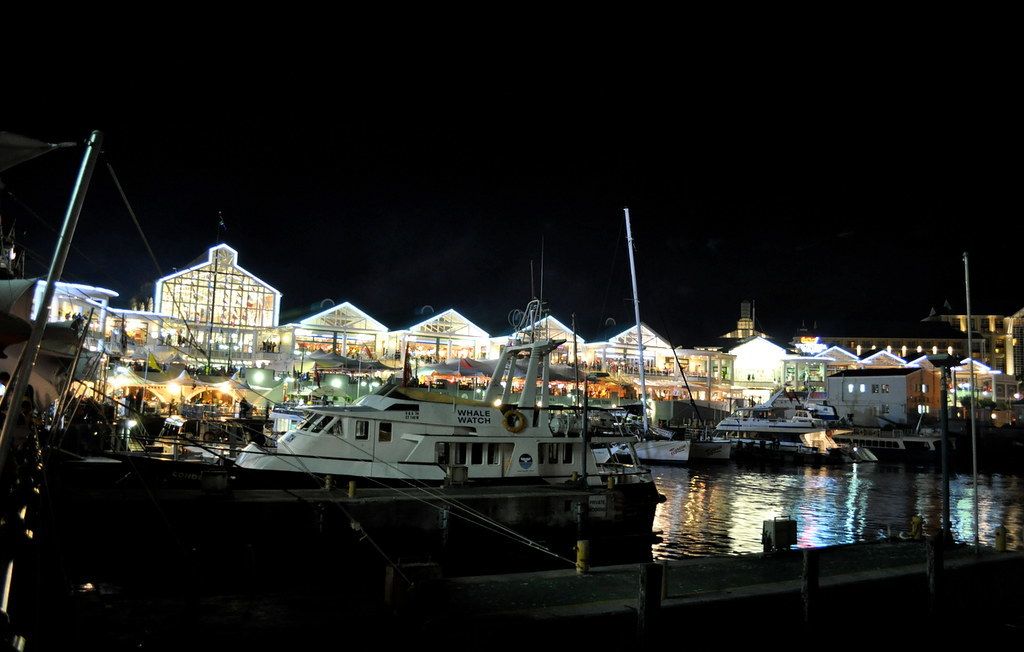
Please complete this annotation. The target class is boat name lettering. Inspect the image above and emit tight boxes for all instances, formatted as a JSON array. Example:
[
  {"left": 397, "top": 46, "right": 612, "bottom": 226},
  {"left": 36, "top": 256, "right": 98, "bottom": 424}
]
[
  {"left": 405, "top": 411, "right": 419, "bottom": 420},
  {"left": 456, "top": 408, "right": 492, "bottom": 424}
]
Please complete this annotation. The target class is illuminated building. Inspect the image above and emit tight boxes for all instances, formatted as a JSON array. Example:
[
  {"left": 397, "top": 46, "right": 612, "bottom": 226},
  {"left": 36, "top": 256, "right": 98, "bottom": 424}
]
[{"left": 153, "top": 244, "right": 281, "bottom": 366}]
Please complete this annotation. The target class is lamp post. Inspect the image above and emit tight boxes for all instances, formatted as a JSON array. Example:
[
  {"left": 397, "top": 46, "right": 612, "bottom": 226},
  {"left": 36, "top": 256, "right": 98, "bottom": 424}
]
[{"left": 928, "top": 353, "right": 958, "bottom": 546}]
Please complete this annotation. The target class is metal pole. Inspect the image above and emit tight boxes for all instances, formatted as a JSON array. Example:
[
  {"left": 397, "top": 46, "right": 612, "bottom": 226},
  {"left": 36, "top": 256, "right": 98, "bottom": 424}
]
[
  {"left": 964, "top": 251, "right": 979, "bottom": 549},
  {"left": 940, "top": 366, "right": 951, "bottom": 544},
  {"left": 0, "top": 131, "right": 103, "bottom": 475},
  {"left": 624, "top": 207, "right": 648, "bottom": 432}
]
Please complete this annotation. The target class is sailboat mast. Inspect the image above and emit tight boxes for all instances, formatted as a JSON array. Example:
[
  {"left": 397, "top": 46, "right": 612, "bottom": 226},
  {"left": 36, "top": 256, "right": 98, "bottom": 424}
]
[
  {"left": 624, "top": 207, "right": 648, "bottom": 431},
  {"left": 0, "top": 131, "right": 103, "bottom": 474},
  {"left": 964, "top": 251, "right": 979, "bottom": 549}
]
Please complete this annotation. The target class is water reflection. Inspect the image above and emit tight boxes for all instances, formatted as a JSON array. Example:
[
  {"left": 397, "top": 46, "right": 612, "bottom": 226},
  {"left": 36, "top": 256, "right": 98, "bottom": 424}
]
[{"left": 652, "top": 463, "right": 1024, "bottom": 558}]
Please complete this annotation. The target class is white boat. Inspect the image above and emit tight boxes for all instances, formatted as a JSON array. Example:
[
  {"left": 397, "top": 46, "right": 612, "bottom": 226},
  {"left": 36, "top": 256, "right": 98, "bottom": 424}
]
[
  {"left": 716, "top": 404, "right": 851, "bottom": 464},
  {"left": 715, "top": 406, "right": 829, "bottom": 436},
  {"left": 236, "top": 334, "right": 654, "bottom": 490},
  {"left": 633, "top": 435, "right": 691, "bottom": 465}
]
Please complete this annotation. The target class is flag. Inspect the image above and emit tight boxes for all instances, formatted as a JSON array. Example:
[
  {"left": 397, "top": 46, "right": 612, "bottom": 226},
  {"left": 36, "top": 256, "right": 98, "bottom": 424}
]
[{"left": 147, "top": 352, "right": 162, "bottom": 372}]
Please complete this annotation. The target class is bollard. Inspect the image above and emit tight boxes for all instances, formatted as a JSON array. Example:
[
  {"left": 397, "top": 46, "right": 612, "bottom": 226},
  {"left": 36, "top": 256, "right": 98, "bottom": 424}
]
[
  {"left": 910, "top": 514, "right": 923, "bottom": 540},
  {"left": 606, "top": 475, "right": 615, "bottom": 490},
  {"left": 348, "top": 480, "right": 357, "bottom": 498},
  {"left": 571, "top": 471, "right": 579, "bottom": 483},
  {"left": 324, "top": 475, "right": 334, "bottom": 490},
  {"left": 576, "top": 540, "right": 590, "bottom": 574},
  {"left": 802, "top": 549, "right": 819, "bottom": 629},
  {"left": 637, "top": 562, "right": 664, "bottom": 643},
  {"left": 927, "top": 531, "right": 943, "bottom": 620},
  {"left": 995, "top": 525, "right": 1008, "bottom": 552}
]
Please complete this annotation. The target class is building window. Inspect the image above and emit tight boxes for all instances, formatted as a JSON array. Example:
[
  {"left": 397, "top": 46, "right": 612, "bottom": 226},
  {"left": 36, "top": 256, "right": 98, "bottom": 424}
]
[
  {"left": 881, "top": 384, "right": 890, "bottom": 394},
  {"left": 847, "top": 383, "right": 854, "bottom": 393},
  {"left": 871, "top": 384, "right": 879, "bottom": 394},
  {"left": 921, "top": 384, "right": 928, "bottom": 392},
  {"left": 859, "top": 384, "right": 866, "bottom": 393}
]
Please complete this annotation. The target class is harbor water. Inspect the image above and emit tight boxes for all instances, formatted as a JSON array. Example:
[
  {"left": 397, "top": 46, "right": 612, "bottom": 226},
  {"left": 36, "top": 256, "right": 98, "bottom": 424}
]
[{"left": 652, "top": 462, "right": 1024, "bottom": 558}]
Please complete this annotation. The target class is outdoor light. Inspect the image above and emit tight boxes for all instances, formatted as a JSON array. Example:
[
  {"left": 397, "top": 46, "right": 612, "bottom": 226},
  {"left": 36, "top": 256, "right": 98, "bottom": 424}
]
[
  {"left": 493, "top": 399, "right": 502, "bottom": 407},
  {"left": 330, "top": 378, "right": 342, "bottom": 388},
  {"left": 126, "top": 420, "right": 137, "bottom": 429}
]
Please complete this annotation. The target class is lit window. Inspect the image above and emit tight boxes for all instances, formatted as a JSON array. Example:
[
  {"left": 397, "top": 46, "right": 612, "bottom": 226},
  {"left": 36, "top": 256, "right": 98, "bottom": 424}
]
[{"left": 859, "top": 384, "right": 866, "bottom": 393}]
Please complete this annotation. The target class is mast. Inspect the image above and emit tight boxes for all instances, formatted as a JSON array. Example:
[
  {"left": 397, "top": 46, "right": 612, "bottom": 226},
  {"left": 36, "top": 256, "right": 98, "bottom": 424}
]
[
  {"left": 0, "top": 131, "right": 103, "bottom": 474},
  {"left": 964, "top": 251, "right": 979, "bottom": 549},
  {"left": 624, "top": 207, "right": 648, "bottom": 431}
]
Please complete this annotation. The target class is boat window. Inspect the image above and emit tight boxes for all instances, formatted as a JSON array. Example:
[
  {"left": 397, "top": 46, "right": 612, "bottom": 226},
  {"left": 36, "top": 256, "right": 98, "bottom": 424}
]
[
  {"left": 538, "top": 443, "right": 547, "bottom": 464},
  {"left": 548, "top": 444, "right": 559, "bottom": 464},
  {"left": 487, "top": 443, "right": 498, "bottom": 465},
  {"left": 297, "top": 413, "right": 318, "bottom": 430},
  {"left": 379, "top": 422, "right": 392, "bottom": 443},
  {"left": 471, "top": 442, "right": 483, "bottom": 465},
  {"left": 355, "top": 420, "right": 369, "bottom": 440},
  {"left": 435, "top": 442, "right": 450, "bottom": 465},
  {"left": 454, "top": 443, "right": 467, "bottom": 465},
  {"left": 310, "top": 416, "right": 333, "bottom": 433},
  {"left": 562, "top": 444, "right": 573, "bottom": 464},
  {"left": 327, "top": 419, "right": 344, "bottom": 435}
]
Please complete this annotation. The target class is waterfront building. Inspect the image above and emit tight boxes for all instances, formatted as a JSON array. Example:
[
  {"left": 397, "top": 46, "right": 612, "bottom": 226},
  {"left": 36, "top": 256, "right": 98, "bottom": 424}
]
[
  {"left": 385, "top": 308, "right": 490, "bottom": 363},
  {"left": 491, "top": 315, "right": 586, "bottom": 365},
  {"left": 720, "top": 300, "right": 768, "bottom": 339},
  {"left": 826, "top": 367, "right": 941, "bottom": 427},
  {"left": 1, "top": 279, "right": 117, "bottom": 407},
  {"left": 583, "top": 322, "right": 678, "bottom": 376},
  {"left": 808, "top": 320, "right": 968, "bottom": 365},
  {"left": 152, "top": 244, "right": 282, "bottom": 368},
  {"left": 813, "top": 345, "right": 860, "bottom": 374},
  {"left": 922, "top": 302, "right": 1024, "bottom": 379},
  {"left": 280, "top": 300, "right": 389, "bottom": 359}
]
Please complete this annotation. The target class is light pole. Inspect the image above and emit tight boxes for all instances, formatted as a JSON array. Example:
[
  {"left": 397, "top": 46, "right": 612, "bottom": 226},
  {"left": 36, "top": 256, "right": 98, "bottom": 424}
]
[{"left": 929, "top": 353, "right": 958, "bottom": 546}]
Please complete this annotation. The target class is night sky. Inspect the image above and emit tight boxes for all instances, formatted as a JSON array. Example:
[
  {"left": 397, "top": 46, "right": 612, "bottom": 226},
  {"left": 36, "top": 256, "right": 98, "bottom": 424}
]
[{"left": 3, "top": 83, "right": 1018, "bottom": 346}]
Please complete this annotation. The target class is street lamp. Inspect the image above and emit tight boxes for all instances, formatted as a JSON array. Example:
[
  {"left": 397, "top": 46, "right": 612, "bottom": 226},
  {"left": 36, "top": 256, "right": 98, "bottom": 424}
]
[{"left": 928, "top": 353, "right": 958, "bottom": 546}]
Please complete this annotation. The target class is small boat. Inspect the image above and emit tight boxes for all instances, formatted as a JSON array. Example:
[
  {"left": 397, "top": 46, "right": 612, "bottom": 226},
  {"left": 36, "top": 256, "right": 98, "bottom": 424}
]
[{"left": 831, "top": 428, "right": 947, "bottom": 464}]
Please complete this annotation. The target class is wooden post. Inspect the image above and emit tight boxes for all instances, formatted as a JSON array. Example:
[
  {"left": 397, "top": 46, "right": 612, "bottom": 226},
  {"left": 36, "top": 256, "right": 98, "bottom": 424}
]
[
  {"left": 637, "top": 562, "right": 663, "bottom": 642},
  {"left": 802, "top": 549, "right": 819, "bottom": 628},
  {"left": 927, "top": 531, "right": 943, "bottom": 620}
]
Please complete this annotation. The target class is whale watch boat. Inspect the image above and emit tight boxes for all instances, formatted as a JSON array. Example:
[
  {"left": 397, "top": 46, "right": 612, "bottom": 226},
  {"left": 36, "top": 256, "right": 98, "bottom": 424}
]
[{"left": 235, "top": 323, "right": 655, "bottom": 493}]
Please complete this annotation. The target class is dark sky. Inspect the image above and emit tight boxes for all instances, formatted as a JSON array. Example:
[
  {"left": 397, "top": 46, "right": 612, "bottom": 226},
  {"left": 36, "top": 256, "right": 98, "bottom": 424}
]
[{"left": 3, "top": 82, "right": 1018, "bottom": 346}]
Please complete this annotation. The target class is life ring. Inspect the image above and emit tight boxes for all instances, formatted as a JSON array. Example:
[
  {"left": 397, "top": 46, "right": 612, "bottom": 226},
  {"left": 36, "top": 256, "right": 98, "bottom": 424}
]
[{"left": 502, "top": 410, "right": 527, "bottom": 433}]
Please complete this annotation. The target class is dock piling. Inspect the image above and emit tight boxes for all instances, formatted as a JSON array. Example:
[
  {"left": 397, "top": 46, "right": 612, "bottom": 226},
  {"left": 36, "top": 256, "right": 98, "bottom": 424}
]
[
  {"left": 927, "top": 531, "right": 944, "bottom": 619},
  {"left": 637, "top": 562, "right": 663, "bottom": 642},
  {"left": 802, "top": 549, "right": 819, "bottom": 628}
]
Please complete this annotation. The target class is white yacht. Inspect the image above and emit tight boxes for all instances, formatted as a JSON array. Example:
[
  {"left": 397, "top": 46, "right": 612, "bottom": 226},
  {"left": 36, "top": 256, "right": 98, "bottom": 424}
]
[
  {"left": 715, "top": 405, "right": 828, "bottom": 436},
  {"left": 235, "top": 336, "right": 654, "bottom": 490}
]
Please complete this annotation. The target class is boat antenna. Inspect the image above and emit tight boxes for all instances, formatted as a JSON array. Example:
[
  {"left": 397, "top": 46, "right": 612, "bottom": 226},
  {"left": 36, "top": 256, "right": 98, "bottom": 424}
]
[
  {"left": 539, "top": 234, "right": 545, "bottom": 312},
  {"left": 624, "top": 207, "right": 648, "bottom": 432}
]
